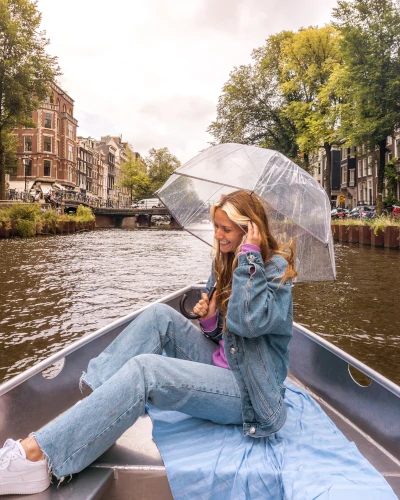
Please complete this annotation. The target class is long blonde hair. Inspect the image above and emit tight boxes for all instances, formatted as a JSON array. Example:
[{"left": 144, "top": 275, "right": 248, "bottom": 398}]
[{"left": 211, "top": 190, "right": 297, "bottom": 325}]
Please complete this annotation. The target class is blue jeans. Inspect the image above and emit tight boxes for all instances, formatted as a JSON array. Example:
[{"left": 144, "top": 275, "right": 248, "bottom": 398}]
[{"left": 34, "top": 304, "right": 242, "bottom": 479}]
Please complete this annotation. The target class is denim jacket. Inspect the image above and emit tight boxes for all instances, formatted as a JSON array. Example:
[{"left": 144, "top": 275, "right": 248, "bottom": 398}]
[{"left": 206, "top": 250, "right": 293, "bottom": 438}]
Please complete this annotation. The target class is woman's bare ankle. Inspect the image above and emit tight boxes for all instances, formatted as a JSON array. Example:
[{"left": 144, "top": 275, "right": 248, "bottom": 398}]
[{"left": 21, "top": 436, "right": 44, "bottom": 462}]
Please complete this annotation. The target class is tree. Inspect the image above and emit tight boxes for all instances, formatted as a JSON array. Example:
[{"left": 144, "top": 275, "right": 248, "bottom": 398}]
[
  {"left": 145, "top": 147, "right": 180, "bottom": 192},
  {"left": 208, "top": 32, "right": 305, "bottom": 167},
  {"left": 384, "top": 157, "right": 399, "bottom": 207},
  {"left": 0, "top": 0, "right": 60, "bottom": 199},
  {"left": 118, "top": 152, "right": 152, "bottom": 201},
  {"left": 279, "top": 25, "right": 343, "bottom": 200},
  {"left": 3, "top": 131, "right": 17, "bottom": 175},
  {"left": 333, "top": 0, "right": 400, "bottom": 214}
]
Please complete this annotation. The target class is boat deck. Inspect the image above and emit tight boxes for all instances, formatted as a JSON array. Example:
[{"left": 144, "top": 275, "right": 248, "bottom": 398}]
[{"left": 9, "top": 373, "right": 398, "bottom": 500}]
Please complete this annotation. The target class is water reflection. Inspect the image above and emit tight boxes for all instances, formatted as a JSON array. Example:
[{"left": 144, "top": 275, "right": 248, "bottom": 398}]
[
  {"left": 0, "top": 232, "right": 399, "bottom": 385},
  {"left": 293, "top": 244, "right": 400, "bottom": 384}
]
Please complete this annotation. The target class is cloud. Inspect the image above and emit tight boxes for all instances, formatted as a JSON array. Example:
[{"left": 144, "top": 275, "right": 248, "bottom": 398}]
[
  {"left": 139, "top": 95, "right": 215, "bottom": 123},
  {"left": 37, "top": 0, "right": 338, "bottom": 163}
]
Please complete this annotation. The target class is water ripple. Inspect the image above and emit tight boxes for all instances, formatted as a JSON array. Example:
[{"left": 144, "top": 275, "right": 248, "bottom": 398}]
[{"left": 0, "top": 232, "right": 399, "bottom": 385}]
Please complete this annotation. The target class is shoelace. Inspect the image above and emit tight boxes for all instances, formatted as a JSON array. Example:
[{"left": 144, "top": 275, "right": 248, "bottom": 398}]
[{"left": 0, "top": 439, "right": 22, "bottom": 470}]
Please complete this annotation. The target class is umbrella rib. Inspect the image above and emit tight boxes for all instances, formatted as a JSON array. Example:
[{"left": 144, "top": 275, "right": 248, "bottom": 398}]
[
  {"left": 184, "top": 228, "right": 213, "bottom": 248},
  {"left": 174, "top": 172, "right": 247, "bottom": 192}
]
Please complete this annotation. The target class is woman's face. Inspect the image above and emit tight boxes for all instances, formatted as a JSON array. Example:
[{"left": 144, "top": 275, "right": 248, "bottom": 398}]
[{"left": 213, "top": 208, "right": 245, "bottom": 253}]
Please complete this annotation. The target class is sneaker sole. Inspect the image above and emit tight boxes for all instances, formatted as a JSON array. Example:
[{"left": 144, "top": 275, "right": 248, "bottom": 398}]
[{"left": 0, "top": 477, "right": 50, "bottom": 495}]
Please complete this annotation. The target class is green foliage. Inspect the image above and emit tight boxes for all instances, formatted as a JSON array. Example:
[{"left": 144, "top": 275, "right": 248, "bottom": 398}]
[
  {"left": 7, "top": 203, "right": 41, "bottom": 221},
  {"left": 0, "top": 203, "right": 96, "bottom": 237},
  {"left": 279, "top": 25, "right": 343, "bottom": 196},
  {"left": 0, "top": 208, "right": 11, "bottom": 229},
  {"left": 207, "top": 31, "right": 303, "bottom": 166},
  {"left": 384, "top": 158, "right": 399, "bottom": 207},
  {"left": 118, "top": 152, "right": 152, "bottom": 200},
  {"left": 332, "top": 0, "right": 400, "bottom": 213},
  {"left": 74, "top": 205, "right": 94, "bottom": 222},
  {"left": 15, "top": 219, "right": 36, "bottom": 237},
  {"left": 332, "top": 216, "right": 400, "bottom": 232},
  {"left": 3, "top": 133, "right": 18, "bottom": 175},
  {"left": 41, "top": 208, "right": 60, "bottom": 232},
  {"left": 0, "top": 0, "right": 61, "bottom": 198},
  {"left": 145, "top": 147, "right": 180, "bottom": 192}
]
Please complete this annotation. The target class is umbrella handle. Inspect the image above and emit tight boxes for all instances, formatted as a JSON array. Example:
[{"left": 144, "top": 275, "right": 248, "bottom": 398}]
[{"left": 179, "top": 286, "right": 216, "bottom": 320}]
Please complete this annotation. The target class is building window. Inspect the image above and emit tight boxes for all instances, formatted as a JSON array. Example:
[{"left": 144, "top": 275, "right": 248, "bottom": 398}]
[
  {"left": 362, "top": 158, "right": 367, "bottom": 177},
  {"left": 68, "top": 166, "right": 73, "bottom": 182},
  {"left": 44, "top": 113, "right": 52, "bottom": 129},
  {"left": 44, "top": 136, "right": 52, "bottom": 152},
  {"left": 367, "top": 179, "right": 373, "bottom": 204},
  {"left": 56, "top": 118, "right": 60, "bottom": 133},
  {"left": 387, "top": 135, "right": 393, "bottom": 146},
  {"left": 341, "top": 166, "right": 347, "bottom": 184},
  {"left": 68, "top": 144, "right": 73, "bottom": 161},
  {"left": 56, "top": 140, "right": 59, "bottom": 155},
  {"left": 43, "top": 160, "right": 51, "bottom": 176},
  {"left": 349, "top": 169, "right": 355, "bottom": 187},
  {"left": 68, "top": 124, "right": 74, "bottom": 140},
  {"left": 367, "top": 156, "right": 372, "bottom": 176},
  {"left": 358, "top": 160, "right": 362, "bottom": 177},
  {"left": 24, "top": 136, "right": 32, "bottom": 152}
]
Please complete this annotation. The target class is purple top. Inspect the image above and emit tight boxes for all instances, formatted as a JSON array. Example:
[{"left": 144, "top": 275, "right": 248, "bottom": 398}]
[{"left": 199, "top": 244, "right": 261, "bottom": 370}]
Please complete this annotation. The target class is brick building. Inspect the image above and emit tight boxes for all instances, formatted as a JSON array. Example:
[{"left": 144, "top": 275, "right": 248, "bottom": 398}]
[
  {"left": 10, "top": 83, "right": 78, "bottom": 197},
  {"left": 77, "top": 137, "right": 105, "bottom": 203}
]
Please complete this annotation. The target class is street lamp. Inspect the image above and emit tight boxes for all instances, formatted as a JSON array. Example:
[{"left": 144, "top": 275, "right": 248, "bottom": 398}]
[{"left": 22, "top": 155, "right": 30, "bottom": 194}]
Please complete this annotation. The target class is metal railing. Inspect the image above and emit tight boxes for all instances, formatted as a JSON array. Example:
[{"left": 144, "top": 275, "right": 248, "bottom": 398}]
[{"left": 3, "top": 190, "right": 167, "bottom": 211}]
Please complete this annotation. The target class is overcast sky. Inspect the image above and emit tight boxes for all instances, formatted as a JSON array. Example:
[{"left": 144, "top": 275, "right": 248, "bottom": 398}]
[{"left": 37, "top": 0, "right": 338, "bottom": 164}]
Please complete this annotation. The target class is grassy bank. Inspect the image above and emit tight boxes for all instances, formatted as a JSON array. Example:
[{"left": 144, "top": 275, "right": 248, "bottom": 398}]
[
  {"left": 0, "top": 204, "right": 95, "bottom": 238},
  {"left": 331, "top": 216, "right": 400, "bottom": 235}
]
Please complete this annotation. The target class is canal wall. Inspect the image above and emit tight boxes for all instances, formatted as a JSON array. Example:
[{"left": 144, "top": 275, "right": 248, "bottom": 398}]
[
  {"left": 0, "top": 220, "right": 96, "bottom": 238},
  {"left": 94, "top": 214, "right": 181, "bottom": 229},
  {"left": 332, "top": 225, "right": 400, "bottom": 249}
]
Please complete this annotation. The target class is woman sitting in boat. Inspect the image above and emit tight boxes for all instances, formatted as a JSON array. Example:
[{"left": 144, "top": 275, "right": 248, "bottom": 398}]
[{"left": 0, "top": 190, "right": 296, "bottom": 496}]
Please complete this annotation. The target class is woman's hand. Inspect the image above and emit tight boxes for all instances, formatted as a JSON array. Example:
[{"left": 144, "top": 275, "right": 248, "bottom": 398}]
[
  {"left": 193, "top": 291, "right": 217, "bottom": 320},
  {"left": 244, "top": 221, "right": 262, "bottom": 247}
]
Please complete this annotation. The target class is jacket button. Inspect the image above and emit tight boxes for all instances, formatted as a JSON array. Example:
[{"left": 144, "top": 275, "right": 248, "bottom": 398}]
[
  {"left": 230, "top": 347, "right": 236, "bottom": 354},
  {"left": 249, "top": 254, "right": 255, "bottom": 261},
  {"left": 244, "top": 386, "right": 248, "bottom": 392},
  {"left": 249, "top": 426, "right": 256, "bottom": 434}
]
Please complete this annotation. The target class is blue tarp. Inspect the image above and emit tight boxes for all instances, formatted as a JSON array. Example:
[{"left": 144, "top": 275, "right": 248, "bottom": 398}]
[{"left": 147, "top": 380, "right": 397, "bottom": 499}]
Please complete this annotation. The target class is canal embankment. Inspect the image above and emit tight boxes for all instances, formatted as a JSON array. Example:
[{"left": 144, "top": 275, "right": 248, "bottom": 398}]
[
  {"left": 331, "top": 218, "right": 400, "bottom": 249},
  {"left": 0, "top": 203, "right": 95, "bottom": 238}
]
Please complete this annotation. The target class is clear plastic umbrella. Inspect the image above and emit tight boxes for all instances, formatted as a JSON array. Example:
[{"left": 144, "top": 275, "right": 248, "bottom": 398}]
[{"left": 158, "top": 143, "right": 336, "bottom": 282}]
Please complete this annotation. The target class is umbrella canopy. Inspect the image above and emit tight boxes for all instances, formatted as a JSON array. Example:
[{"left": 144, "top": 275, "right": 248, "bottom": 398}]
[{"left": 158, "top": 143, "right": 335, "bottom": 282}]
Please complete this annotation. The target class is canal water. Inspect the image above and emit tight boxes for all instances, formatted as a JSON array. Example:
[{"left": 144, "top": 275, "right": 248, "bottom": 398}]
[{"left": 0, "top": 229, "right": 399, "bottom": 385}]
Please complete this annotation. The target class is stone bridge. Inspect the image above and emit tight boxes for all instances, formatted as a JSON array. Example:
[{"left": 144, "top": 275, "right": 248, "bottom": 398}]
[
  {"left": 92, "top": 207, "right": 180, "bottom": 229},
  {"left": 62, "top": 200, "right": 181, "bottom": 229}
]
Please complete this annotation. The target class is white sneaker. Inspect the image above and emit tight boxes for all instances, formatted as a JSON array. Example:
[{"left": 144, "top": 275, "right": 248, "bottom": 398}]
[{"left": 0, "top": 438, "right": 50, "bottom": 495}]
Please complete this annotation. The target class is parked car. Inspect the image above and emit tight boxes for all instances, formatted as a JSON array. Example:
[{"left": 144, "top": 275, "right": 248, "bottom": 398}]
[
  {"left": 131, "top": 200, "right": 145, "bottom": 208},
  {"left": 132, "top": 198, "right": 165, "bottom": 209},
  {"left": 392, "top": 205, "right": 400, "bottom": 219},
  {"left": 331, "top": 208, "right": 349, "bottom": 220},
  {"left": 349, "top": 205, "right": 374, "bottom": 219}
]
